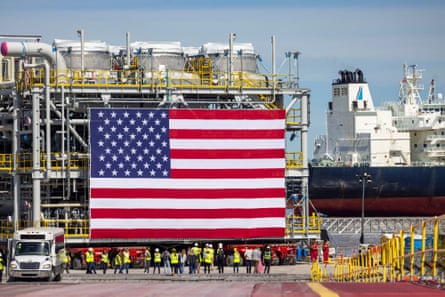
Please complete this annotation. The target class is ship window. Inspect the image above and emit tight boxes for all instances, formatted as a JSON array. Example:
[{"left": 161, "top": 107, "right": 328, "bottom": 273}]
[
  {"left": 414, "top": 144, "right": 417, "bottom": 148},
  {"left": 424, "top": 144, "right": 427, "bottom": 148},
  {"left": 442, "top": 131, "right": 444, "bottom": 135},
  {"left": 437, "top": 144, "right": 440, "bottom": 148},
  {"left": 341, "top": 87, "right": 347, "bottom": 96}
]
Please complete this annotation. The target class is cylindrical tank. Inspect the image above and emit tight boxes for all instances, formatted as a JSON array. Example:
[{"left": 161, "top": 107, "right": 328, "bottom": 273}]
[
  {"left": 53, "top": 39, "right": 112, "bottom": 70},
  {"left": 199, "top": 42, "right": 258, "bottom": 73},
  {"left": 131, "top": 41, "right": 185, "bottom": 71}
]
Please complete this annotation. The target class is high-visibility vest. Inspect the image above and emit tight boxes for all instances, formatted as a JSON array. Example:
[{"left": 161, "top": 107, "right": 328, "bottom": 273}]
[
  {"left": 123, "top": 251, "right": 131, "bottom": 264},
  {"left": 154, "top": 252, "right": 161, "bottom": 263},
  {"left": 204, "top": 252, "right": 212, "bottom": 264},
  {"left": 263, "top": 250, "right": 272, "bottom": 260},
  {"left": 233, "top": 251, "right": 241, "bottom": 263},
  {"left": 101, "top": 253, "right": 109, "bottom": 264},
  {"left": 0, "top": 258, "right": 3, "bottom": 270},
  {"left": 144, "top": 250, "right": 151, "bottom": 261},
  {"left": 114, "top": 254, "right": 122, "bottom": 266},
  {"left": 171, "top": 253, "right": 179, "bottom": 264},
  {"left": 86, "top": 251, "right": 94, "bottom": 263}
]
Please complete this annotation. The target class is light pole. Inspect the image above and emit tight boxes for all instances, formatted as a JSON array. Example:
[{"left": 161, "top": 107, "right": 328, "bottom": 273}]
[{"left": 357, "top": 172, "right": 372, "bottom": 244}]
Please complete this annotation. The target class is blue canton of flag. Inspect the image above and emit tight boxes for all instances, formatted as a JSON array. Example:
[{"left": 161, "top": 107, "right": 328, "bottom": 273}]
[{"left": 90, "top": 109, "right": 171, "bottom": 178}]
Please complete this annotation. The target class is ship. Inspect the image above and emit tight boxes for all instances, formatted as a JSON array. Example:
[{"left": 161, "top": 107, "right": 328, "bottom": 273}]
[{"left": 310, "top": 64, "right": 445, "bottom": 217}]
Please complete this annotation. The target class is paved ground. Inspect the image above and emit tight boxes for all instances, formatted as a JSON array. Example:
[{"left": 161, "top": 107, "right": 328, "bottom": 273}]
[{"left": 1, "top": 264, "right": 444, "bottom": 296}]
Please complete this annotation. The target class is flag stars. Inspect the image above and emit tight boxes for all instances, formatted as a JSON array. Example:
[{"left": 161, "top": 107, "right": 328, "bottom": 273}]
[{"left": 91, "top": 109, "right": 171, "bottom": 178}]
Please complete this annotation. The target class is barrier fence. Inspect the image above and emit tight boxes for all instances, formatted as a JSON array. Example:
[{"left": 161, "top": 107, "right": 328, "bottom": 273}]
[{"left": 311, "top": 215, "right": 445, "bottom": 286}]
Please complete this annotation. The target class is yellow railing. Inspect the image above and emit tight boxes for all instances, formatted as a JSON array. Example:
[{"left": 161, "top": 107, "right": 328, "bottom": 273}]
[
  {"left": 285, "top": 213, "right": 322, "bottom": 237},
  {"left": 16, "top": 68, "right": 292, "bottom": 92},
  {"left": 286, "top": 152, "right": 303, "bottom": 169},
  {"left": 0, "top": 152, "right": 303, "bottom": 171},
  {"left": 0, "top": 152, "right": 88, "bottom": 172},
  {"left": 313, "top": 215, "right": 445, "bottom": 285},
  {"left": 1, "top": 215, "right": 320, "bottom": 241}
]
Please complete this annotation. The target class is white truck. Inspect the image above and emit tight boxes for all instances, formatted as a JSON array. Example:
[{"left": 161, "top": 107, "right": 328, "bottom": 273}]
[{"left": 8, "top": 227, "right": 65, "bottom": 281}]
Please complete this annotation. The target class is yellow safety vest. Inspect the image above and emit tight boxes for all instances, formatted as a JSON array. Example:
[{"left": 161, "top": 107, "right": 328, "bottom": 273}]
[
  {"left": 154, "top": 252, "right": 161, "bottom": 263},
  {"left": 171, "top": 253, "right": 179, "bottom": 264},
  {"left": 233, "top": 251, "right": 241, "bottom": 263},
  {"left": 204, "top": 252, "right": 212, "bottom": 264},
  {"left": 144, "top": 251, "right": 151, "bottom": 261},
  {"left": 114, "top": 254, "right": 122, "bottom": 266},
  {"left": 0, "top": 258, "right": 3, "bottom": 270},
  {"left": 101, "top": 253, "right": 109, "bottom": 264},
  {"left": 86, "top": 251, "right": 94, "bottom": 263},
  {"left": 123, "top": 251, "right": 131, "bottom": 264}
]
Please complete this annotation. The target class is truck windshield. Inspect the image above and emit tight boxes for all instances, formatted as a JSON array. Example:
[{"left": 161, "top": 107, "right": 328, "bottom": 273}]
[{"left": 15, "top": 241, "right": 50, "bottom": 256}]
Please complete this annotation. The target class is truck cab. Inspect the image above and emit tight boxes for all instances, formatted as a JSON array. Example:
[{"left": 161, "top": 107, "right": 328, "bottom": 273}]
[{"left": 8, "top": 227, "right": 65, "bottom": 281}]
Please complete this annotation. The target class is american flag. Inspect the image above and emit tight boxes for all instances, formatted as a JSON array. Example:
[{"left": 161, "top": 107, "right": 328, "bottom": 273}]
[{"left": 89, "top": 108, "right": 286, "bottom": 240}]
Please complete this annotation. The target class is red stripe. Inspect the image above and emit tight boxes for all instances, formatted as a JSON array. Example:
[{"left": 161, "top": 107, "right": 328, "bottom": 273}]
[
  {"left": 170, "top": 149, "right": 285, "bottom": 159},
  {"left": 91, "top": 188, "right": 285, "bottom": 199},
  {"left": 90, "top": 227, "right": 285, "bottom": 240},
  {"left": 170, "top": 129, "right": 284, "bottom": 139},
  {"left": 170, "top": 168, "right": 285, "bottom": 178},
  {"left": 169, "top": 109, "right": 285, "bottom": 120},
  {"left": 91, "top": 208, "right": 284, "bottom": 219}
]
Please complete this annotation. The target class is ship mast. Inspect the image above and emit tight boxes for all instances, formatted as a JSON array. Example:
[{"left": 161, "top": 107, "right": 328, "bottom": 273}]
[{"left": 399, "top": 64, "right": 424, "bottom": 105}]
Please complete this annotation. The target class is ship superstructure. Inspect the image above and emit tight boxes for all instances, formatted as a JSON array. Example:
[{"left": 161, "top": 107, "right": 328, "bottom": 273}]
[{"left": 310, "top": 65, "right": 445, "bottom": 217}]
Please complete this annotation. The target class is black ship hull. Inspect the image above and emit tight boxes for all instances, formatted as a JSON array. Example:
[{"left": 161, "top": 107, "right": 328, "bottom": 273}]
[{"left": 308, "top": 166, "right": 445, "bottom": 217}]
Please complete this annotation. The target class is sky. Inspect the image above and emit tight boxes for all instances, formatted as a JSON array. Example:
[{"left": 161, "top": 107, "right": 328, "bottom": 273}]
[{"left": 2, "top": 0, "right": 445, "bottom": 157}]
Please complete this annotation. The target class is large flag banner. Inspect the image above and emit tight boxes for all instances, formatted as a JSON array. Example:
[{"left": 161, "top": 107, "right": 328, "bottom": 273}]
[{"left": 89, "top": 108, "right": 286, "bottom": 240}]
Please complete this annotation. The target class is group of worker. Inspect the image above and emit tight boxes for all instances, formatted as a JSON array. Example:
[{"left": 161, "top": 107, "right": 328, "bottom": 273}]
[
  {"left": 309, "top": 239, "right": 330, "bottom": 263},
  {"left": 64, "top": 243, "right": 276, "bottom": 276}
]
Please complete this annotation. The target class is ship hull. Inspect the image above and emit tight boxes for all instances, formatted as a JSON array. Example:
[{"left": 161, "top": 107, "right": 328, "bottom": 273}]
[{"left": 308, "top": 166, "right": 445, "bottom": 216}]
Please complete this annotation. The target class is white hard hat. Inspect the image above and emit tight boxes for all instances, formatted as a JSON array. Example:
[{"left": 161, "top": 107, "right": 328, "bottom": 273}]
[
  {"left": 209, "top": 244, "right": 213, "bottom": 248},
  {"left": 194, "top": 243, "right": 198, "bottom": 247},
  {"left": 88, "top": 247, "right": 93, "bottom": 251},
  {"left": 0, "top": 252, "right": 2, "bottom": 256},
  {"left": 155, "top": 248, "right": 159, "bottom": 252},
  {"left": 218, "top": 243, "right": 223, "bottom": 248}
]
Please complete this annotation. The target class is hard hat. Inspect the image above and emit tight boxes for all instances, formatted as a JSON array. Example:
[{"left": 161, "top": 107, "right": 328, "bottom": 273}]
[
  {"left": 194, "top": 243, "right": 198, "bottom": 247},
  {"left": 209, "top": 244, "right": 213, "bottom": 248},
  {"left": 218, "top": 243, "right": 223, "bottom": 248},
  {"left": 88, "top": 247, "right": 93, "bottom": 251},
  {"left": 267, "top": 246, "right": 271, "bottom": 249},
  {"left": 0, "top": 252, "right": 2, "bottom": 256},
  {"left": 172, "top": 248, "right": 176, "bottom": 252},
  {"left": 155, "top": 248, "right": 159, "bottom": 252}
]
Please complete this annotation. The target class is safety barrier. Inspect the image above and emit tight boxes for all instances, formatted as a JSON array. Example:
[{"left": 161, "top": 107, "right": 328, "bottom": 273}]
[{"left": 311, "top": 215, "right": 445, "bottom": 286}]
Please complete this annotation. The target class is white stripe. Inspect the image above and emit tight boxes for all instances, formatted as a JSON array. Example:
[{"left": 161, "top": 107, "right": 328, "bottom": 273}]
[
  {"left": 170, "top": 139, "right": 285, "bottom": 149},
  {"left": 91, "top": 198, "right": 284, "bottom": 209},
  {"left": 90, "top": 178, "right": 284, "bottom": 189},
  {"left": 171, "top": 158, "right": 284, "bottom": 169},
  {"left": 170, "top": 119, "right": 285, "bottom": 130},
  {"left": 91, "top": 218, "right": 285, "bottom": 229}
]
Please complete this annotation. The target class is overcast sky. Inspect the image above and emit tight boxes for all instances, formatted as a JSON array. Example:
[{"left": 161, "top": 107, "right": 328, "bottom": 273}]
[{"left": 2, "top": 0, "right": 445, "bottom": 155}]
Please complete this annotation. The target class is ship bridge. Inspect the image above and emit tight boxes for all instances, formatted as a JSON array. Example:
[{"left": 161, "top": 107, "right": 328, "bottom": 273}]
[{"left": 0, "top": 34, "right": 313, "bottom": 244}]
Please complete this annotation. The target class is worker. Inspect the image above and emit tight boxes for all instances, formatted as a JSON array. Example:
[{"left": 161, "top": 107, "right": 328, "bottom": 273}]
[
  {"left": 60, "top": 249, "right": 70, "bottom": 274},
  {"left": 144, "top": 247, "right": 152, "bottom": 274},
  {"left": 170, "top": 248, "right": 179, "bottom": 275},
  {"left": 322, "top": 240, "right": 330, "bottom": 263},
  {"left": 113, "top": 250, "right": 122, "bottom": 274},
  {"left": 153, "top": 248, "right": 161, "bottom": 274},
  {"left": 101, "top": 249, "right": 110, "bottom": 274},
  {"left": 233, "top": 248, "right": 240, "bottom": 274},
  {"left": 85, "top": 247, "right": 96, "bottom": 274},
  {"left": 121, "top": 248, "right": 131, "bottom": 274},
  {"left": 0, "top": 252, "right": 4, "bottom": 283},
  {"left": 204, "top": 248, "right": 212, "bottom": 274},
  {"left": 310, "top": 240, "right": 319, "bottom": 262},
  {"left": 263, "top": 246, "right": 272, "bottom": 274},
  {"left": 244, "top": 246, "right": 252, "bottom": 274},
  {"left": 216, "top": 243, "right": 225, "bottom": 274},
  {"left": 192, "top": 243, "right": 201, "bottom": 274}
]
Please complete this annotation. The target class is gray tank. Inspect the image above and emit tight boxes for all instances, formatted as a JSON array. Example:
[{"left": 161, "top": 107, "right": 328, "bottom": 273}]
[{"left": 131, "top": 41, "right": 185, "bottom": 71}]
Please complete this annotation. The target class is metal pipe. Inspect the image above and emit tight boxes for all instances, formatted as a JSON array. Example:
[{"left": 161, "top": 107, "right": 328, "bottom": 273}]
[
  {"left": 12, "top": 89, "right": 20, "bottom": 232},
  {"left": 0, "top": 41, "right": 67, "bottom": 71},
  {"left": 271, "top": 36, "right": 276, "bottom": 103},
  {"left": 126, "top": 32, "right": 131, "bottom": 69},
  {"left": 25, "top": 62, "right": 51, "bottom": 175},
  {"left": 77, "top": 29, "right": 85, "bottom": 84}
]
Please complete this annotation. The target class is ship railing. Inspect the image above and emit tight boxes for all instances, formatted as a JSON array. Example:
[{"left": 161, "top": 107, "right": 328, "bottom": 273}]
[{"left": 285, "top": 214, "right": 322, "bottom": 237}]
